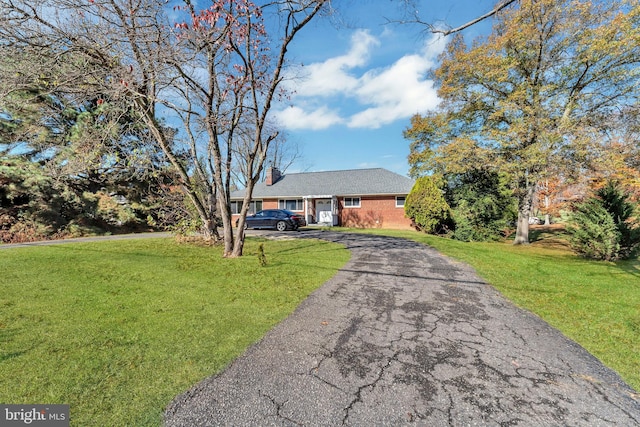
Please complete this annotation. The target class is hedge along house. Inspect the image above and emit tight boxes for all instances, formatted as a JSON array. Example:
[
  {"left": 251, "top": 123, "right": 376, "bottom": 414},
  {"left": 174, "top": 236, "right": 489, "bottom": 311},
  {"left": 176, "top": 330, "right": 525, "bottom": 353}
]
[{"left": 230, "top": 167, "right": 415, "bottom": 229}]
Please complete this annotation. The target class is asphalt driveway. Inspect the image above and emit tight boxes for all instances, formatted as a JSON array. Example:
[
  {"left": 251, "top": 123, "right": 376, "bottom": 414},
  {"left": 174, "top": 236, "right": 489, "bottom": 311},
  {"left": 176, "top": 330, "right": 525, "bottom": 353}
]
[{"left": 162, "top": 231, "right": 639, "bottom": 426}]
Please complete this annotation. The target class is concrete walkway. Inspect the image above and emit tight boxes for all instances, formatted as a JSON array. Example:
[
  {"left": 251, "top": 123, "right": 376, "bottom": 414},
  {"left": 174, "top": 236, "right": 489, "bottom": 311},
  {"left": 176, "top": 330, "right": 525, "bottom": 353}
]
[{"left": 164, "top": 231, "right": 639, "bottom": 426}]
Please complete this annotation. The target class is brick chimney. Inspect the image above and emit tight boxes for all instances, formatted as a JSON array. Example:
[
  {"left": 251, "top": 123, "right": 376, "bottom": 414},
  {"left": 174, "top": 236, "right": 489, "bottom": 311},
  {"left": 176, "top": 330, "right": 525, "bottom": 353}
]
[{"left": 265, "top": 167, "right": 281, "bottom": 186}]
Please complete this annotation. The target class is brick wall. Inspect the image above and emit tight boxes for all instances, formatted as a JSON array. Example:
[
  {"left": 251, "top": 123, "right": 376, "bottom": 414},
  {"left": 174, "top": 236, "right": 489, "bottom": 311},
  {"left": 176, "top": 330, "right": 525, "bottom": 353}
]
[
  {"left": 262, "top": 200, "right": 278, "bottom": 209},
  {"left": 339, "top": 196, "right": 412, "bottom": 229}
]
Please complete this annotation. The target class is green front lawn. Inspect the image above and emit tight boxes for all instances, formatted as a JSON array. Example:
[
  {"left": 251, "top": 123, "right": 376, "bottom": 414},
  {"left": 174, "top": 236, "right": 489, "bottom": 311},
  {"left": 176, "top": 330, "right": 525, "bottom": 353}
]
[
  {"left": 0, "top": 237, "right": 350, "bottom": 426},
  {"left": 348, "top": 228, "right": 640, "bottom": 393},
  {"left": 2, "top": 229, "right": 637, "bottom": 427}
]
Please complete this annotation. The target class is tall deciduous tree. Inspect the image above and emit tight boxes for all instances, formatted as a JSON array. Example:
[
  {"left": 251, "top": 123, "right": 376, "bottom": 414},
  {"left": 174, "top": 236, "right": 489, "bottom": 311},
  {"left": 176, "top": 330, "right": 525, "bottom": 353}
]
[
  {"left": 0, "top": 0, "right": 328, "bottom": 257},
  {"left": 406, "top": 0, "right": 640, "bottom": 244}
]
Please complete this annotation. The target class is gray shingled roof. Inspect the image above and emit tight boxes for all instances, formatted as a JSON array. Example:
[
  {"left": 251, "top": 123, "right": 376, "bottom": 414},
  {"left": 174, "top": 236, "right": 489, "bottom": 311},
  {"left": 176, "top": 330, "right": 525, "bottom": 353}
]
[{"left": 231, "top": 168, "right": 414, "bottom": 199}]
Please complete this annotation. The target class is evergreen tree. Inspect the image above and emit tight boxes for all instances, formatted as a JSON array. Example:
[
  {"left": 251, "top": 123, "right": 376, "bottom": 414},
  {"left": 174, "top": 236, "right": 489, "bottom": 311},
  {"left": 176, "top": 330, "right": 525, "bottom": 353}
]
[
  {"left": 568, "top": 182, "right": 640, "bottom": 260},
  {"left": 596, "top": 182, "right": 640, "bottom": 260},
  {"left": 404, "top": 175, "right": 452, "bottom": 234},
  {"left": 446, "top": 170, "right": 517, "bottom": 241},
  {"left": 0, "top": 44, "right": 181, "bottom": 242}
]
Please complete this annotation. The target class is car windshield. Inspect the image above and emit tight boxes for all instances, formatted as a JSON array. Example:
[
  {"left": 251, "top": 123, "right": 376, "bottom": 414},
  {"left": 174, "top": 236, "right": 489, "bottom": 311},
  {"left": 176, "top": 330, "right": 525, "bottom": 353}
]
[{"left": 282, "top": 210, "right": 297, "bottom": 216}]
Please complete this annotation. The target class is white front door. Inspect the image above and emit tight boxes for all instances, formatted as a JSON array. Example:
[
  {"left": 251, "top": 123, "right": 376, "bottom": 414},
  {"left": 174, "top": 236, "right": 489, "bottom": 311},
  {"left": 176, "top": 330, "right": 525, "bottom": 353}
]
[{"left": 316, "top": 199, "right": 332, "bottom": 224}]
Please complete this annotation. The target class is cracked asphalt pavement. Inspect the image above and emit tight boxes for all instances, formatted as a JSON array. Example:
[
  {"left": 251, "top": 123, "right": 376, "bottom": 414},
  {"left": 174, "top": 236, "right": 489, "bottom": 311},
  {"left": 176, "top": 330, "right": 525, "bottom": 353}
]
[{"left": 164, "top": 231, "right": 640, "bottom": 426}]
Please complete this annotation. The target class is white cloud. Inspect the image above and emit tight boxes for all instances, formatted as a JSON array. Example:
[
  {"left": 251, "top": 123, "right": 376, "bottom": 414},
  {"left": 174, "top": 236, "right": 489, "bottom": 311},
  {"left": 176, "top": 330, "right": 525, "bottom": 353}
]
[
  {"left": 277, "top": 33, "right": 447, "bottom": 131},
  {"left": 422, "top": 35, "right": 448, "bottom": 64},
  {"left": 286, "top": 29, "right": 379, "bottom": 97},
  {"left": 348, "top": 54, "right": 440, "bottom": 129},
  {"left": 273, "top": 105, "right": 343, "bottom": 130}
]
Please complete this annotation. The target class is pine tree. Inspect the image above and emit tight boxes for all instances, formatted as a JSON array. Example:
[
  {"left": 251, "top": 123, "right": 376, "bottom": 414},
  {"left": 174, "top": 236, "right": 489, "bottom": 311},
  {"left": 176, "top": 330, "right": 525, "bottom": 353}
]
[{"left": 568, "top": 182, "right": 640, "bottom": 260}]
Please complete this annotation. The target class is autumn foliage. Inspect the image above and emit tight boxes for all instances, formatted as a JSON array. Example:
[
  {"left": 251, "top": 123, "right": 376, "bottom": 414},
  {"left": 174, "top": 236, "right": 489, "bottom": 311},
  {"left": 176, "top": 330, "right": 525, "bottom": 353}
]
[{"left": 405, "top": 0, "right": 640, "bottom": 244}]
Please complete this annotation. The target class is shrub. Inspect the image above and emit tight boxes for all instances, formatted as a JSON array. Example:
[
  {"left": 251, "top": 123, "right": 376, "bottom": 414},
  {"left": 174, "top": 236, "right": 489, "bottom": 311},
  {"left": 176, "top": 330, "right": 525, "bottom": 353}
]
[
  {"left": 0, "top": 219, "right": 52, "bottom": 243},
  {"left": 446, "top": 170, "right": 517, "bottom": 242},
  {"left": 567, "top": 199, "right": 621, "bottom": 260},
  {"left": 450, "top": 200, "right": 476, "bottom": 242},
  {"left": 404, "top": 175, "right": 452, "bottom": 234},
  {"left": 598, "top": 181, "right": 640, "bottom": 259},
  {"left": 568, "top": 182, "right": 640, "bottom": 260}
]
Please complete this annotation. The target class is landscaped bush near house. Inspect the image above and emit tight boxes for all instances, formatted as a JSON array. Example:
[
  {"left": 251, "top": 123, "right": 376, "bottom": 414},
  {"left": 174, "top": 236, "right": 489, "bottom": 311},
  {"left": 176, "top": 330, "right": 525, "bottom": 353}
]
[
  {"left": 567, "top": 182, "right": 640, "bottom": 261},
  {"left": 404, "top": 175, "right": 452, "bottom": 234}
]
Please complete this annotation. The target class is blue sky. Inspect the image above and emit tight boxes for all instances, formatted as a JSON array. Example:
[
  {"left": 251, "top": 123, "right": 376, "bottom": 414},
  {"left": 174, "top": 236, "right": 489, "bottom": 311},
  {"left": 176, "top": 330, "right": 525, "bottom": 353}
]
[{"left": 270, "top": 0, "right": 498, "bottom": 177}]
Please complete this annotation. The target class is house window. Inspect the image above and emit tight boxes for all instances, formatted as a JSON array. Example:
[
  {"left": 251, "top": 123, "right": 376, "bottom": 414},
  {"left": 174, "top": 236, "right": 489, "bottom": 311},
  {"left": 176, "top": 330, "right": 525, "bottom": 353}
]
[
  {"left": 231, "top": 200, "right": 262, "bottom": 214},
  {"left": 396, "top": 196, "right": 406, "bottom": 207},
  {"left": 279, "top": 199, "right": 303, "bottom": 211},
  {"left": 343, "top": 197, "right": 361, "bottom": 208}
]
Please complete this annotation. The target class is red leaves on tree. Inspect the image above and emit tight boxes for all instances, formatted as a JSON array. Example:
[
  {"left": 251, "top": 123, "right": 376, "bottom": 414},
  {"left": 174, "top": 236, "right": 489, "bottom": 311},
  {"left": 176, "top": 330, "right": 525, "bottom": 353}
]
[
  {"left": 173, "top": 0, "right": 267, "bottom": 50},
  {"left": 172, "top": 0, "right": 271, "bottom": 97}
]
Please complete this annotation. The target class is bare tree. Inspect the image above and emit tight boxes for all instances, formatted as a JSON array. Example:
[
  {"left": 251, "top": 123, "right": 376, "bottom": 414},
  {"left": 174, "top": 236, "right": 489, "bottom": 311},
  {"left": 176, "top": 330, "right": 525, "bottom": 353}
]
[
  {"left": 171, "top": 0, "right": 328, "bottom": 257},
  {"left": 231, "top": 130, "right": 303, "bottom": 188},
  {"left": 0, "top": 0, "right": 330, "bottom": 257}
]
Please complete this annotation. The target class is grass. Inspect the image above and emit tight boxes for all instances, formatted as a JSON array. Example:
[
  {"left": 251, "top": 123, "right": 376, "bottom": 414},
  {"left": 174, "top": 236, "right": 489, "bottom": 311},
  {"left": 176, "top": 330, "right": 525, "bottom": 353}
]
[
  {"left": 342, "top": 227, "right": 640, "bottom": 393},
  {"left": 3, "top": 228, "right": 638, "bottom": 425},
  {"left": 0, "top": 237, "right": 350, "bottom": 426}
]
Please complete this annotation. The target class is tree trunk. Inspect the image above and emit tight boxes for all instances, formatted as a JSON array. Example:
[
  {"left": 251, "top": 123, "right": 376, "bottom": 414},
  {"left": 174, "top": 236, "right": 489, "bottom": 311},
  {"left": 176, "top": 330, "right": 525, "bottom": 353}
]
[
  {"left": 514, "top": 212, "right": 530, "bottom": 245},
  {"left": 513, "top": 184, "right": 535, "bottom": 245},
  {"left": 201, "top": 218, "right": 219, "bottom": 241},
  {"left": 194, "top": 191, "right": 220, "bottom": 242},
  {"left": 219, "top": 195, "right": 234, "bottom": 257},
  {"left": 230, "top": 179, "right": 259, "bottom": 257},
  {"left": 543, "top": 192, "right": 551, "bottom": 225},
  {"left": 231, "top": 228, "right": 246, "bottom": 258}
]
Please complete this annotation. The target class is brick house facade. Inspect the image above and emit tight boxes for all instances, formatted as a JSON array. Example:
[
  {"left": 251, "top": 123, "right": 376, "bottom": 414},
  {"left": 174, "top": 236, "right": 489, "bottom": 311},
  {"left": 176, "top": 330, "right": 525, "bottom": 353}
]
[{"left": 230, "top": 168, "right": 415, "bottom": 230}]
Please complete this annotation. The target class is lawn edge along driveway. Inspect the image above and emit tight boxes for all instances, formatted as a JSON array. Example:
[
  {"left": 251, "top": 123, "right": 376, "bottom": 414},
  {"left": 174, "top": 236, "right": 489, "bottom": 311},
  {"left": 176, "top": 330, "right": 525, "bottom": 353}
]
[{"left": 165, "top": 231, "right": 640, "bottom": 426}]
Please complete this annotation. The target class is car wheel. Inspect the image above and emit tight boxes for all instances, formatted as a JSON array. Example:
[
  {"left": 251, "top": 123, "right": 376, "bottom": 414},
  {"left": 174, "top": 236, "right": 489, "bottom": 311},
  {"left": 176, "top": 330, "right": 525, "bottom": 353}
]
[{"left": 276, "top": 221, "right": 287, "bottom": 232}]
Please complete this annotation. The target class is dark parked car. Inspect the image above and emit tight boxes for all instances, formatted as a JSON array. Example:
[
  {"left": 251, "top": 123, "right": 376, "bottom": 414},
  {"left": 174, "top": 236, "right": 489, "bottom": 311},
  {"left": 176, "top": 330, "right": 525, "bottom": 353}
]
[{"left": 237, "top": 209, "right": 306, "bottom": 231}]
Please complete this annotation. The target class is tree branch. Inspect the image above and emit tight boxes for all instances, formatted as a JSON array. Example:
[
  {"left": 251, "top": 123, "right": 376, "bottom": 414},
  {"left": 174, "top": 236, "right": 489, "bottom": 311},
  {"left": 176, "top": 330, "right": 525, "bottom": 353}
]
[{"left": 407, "top": 0, "right": 519, "bottom": 36}]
